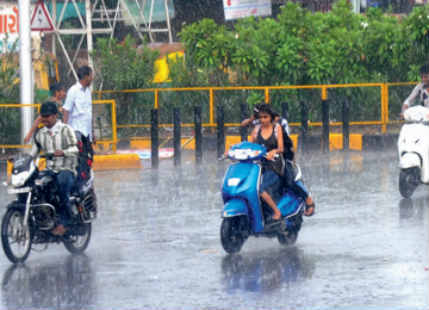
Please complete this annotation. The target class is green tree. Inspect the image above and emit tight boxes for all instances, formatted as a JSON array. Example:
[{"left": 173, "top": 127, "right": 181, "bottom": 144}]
[{"left": 93, "top": 35, "right": 159, "bottom": 138}]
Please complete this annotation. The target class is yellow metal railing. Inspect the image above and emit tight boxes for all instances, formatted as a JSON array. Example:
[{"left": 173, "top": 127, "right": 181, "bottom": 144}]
[
  {"left": 96, "top": 82, "right": 410, "bottom": 133},
  {"left": 0, "top": 99, "right": 118, "bottom": 151},
  {"left": 0, "top": 83, "right": 418, "bottom": 150},
  {"left": 0, "top": 103, "right": 40, "bottom": 149},
  {"left": 94, "top": 99, "right": 118, "bottom": 152}
]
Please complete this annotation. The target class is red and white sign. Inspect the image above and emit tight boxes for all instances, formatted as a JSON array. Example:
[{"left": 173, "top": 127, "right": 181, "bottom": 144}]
[
  {"left": 0, "top": 4, "right": 19, "bottom": 51},
  {"left": 31, "top": 0, "right": 54, "bottom": 32},
  {"left": 223, "top": 0, "right": 272, "bottom": 20}
]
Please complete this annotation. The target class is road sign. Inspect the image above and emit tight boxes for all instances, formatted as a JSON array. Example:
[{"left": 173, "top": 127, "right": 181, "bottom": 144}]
[
  {"left": 223, "top": 0, "right": 272, "bottom": 21},
  {"left": 30, "top": 0, "right": 54, "bottom": 32}
]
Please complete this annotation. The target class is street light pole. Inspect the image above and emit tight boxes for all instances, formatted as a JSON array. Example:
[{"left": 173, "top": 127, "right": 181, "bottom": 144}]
[{"left": 18, "top": 0, "right": 33, "bottom": 144}]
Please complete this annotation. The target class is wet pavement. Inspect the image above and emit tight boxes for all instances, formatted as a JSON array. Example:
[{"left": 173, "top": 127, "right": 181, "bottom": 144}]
[{"left": 0, "top": 149, "right": 427, "bottom": 310}]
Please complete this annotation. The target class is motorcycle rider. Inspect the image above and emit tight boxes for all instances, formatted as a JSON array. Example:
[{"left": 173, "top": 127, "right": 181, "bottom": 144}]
[
  {"left": 30, "top": 101, "right": 79, "bottom": 236},
  {"left": 401, "top": 64, "right": 429, "bottom": 114}
]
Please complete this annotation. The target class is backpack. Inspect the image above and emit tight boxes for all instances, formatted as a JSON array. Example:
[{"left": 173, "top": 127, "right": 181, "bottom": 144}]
[
  {"left": 275, "top": 118, "right": 294, "bottom": 161},
  {"left": 75, "top": 131, "right": 94, "bottom": 187}
]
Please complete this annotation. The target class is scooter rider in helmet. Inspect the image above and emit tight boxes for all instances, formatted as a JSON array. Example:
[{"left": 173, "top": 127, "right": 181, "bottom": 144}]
[
  {"left": 402, "top": 64, "right": 429, "bottom": 114},
  {"left": 30, "top": 101, "right": 79, "bottom": 236}
]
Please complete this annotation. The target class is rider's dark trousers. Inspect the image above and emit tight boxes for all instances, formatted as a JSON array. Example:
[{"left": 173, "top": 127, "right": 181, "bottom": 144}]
[{"left": 56, "top": 170, "right": 76, "bottom": 225}]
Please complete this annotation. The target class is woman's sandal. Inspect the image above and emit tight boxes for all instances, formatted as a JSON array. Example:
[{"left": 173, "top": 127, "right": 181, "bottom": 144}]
[{"left": 304, "top": 203, "right": 315, "bottom": 216}]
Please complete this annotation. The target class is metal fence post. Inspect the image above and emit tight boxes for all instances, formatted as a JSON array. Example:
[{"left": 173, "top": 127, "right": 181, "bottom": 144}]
[
  {"left": 194, "top": 106, "right": 202, "bottom": 163},
  {"left": 151, "top": 109, "right": 159, "bottom": 168},
  {"left": 322, "top": 98, "right": 330, "bottom": 153},
  {"left": 217, "top": 105, "right": 225, "bottom": 158},
  {"left": 240, "top": 103, "right": 248, "bottom": 142},
  {"left": 300, "top": 102, "right": 308, "bottom": 152},
  {"left": 173, "top": 107, "right": 181, "bottom": 166},
  {"left": 342, "top": 100, "right": 350, "bottom": 151},
  {"left": 281, "top": 102, "right": 289, "bottom": 120}
]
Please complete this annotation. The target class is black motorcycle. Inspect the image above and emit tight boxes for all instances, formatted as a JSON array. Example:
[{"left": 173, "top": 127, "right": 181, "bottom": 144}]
[{"left": 1, "top": 152, "right": 97, "bottom": 263}]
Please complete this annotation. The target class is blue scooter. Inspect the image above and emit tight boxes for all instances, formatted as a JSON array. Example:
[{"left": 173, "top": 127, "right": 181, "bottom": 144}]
[{"left": 220, "top": 142, "right": 305, "bottom": 254}]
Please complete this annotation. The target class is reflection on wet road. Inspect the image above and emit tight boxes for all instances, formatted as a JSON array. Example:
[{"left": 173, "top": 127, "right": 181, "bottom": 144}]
[{"left": 0, "top": 150, "right": 427, "bottom": 310}]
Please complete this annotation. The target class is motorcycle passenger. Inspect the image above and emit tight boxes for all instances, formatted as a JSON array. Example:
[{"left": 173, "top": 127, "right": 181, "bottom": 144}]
[
  {"left": 30, "top": 101, "right": 79, "bottom": 236},
  {"left": 23, "top": 83, "right": 67, "bottom": 144},
  {"left": 249, "top": 104, "right": 284, "bottom": 221},
  {"left": 241, "top": 103, "right": 291, "bottom": 135},
  {"left": 402, "top": 64, "right": 429, "bottom": 114}
]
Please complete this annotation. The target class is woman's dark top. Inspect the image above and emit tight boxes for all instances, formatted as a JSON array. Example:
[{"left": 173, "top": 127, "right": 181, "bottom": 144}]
[
  {"left": 256, "top": 125, "right": 278, "bottom": 152},
  {"left": 256, "top": 124, "right": 283, "bottom": 176}
]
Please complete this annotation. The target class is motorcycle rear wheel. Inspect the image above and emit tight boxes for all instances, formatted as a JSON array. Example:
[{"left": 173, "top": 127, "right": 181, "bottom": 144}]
[
  {"left": 63, "top": 223, "right": 91, "bottom": 254},
  {"left": 220, "top": 217, "right": 245, "bottom": 254},
  {"left": 399, "top": 168, "right": 420, "bottom": 198},
  {"left": 1, "top": 206, "right": 32, "bottom": 264}
]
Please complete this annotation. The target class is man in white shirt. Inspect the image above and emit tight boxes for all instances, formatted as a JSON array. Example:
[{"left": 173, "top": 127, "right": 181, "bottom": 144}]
[
  {"left": 63, "top": 66, "right": 95, "bottom": 143},
  {"left": 402, "top": 64, "right": 429, "bottom": 114}
]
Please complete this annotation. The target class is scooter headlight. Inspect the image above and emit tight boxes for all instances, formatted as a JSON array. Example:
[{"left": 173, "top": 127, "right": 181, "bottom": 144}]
[
  {"left": 227, "top": 178, "right": 241, "bottom": 187},
  {"left": 228, "top": 149, "right": 262, "bottom": 160}
]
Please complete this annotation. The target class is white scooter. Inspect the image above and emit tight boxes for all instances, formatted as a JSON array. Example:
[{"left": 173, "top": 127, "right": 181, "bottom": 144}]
[{"left": 397, "top": 105, "right": 429, "bottom": 198}]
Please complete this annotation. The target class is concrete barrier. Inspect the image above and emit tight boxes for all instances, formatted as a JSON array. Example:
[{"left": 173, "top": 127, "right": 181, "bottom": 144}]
[
  {"left": 6, "top": 153, "right": 142, "bottom": 177},
  {"left": 330, "top": 133, "right": 362, "bottom": 151},
  {"left": 92, "top": 154, "right": 142, "bottom": 171}
]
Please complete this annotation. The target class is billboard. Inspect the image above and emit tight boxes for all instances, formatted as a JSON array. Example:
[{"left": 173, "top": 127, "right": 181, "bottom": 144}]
[
  {"left": 223, "top": 0, "right": 272, "bottom": 20},
  {"left": 0, "top": 4, "right": 19, "bottom": 52}
]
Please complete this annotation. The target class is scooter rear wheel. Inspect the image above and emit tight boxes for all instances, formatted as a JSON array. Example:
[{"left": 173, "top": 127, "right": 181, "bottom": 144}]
[
  {"left": 220, "top": 217, "right": 245, "bottom": 254},
  {"left": 277, "top": 231, "right": 298, "bottom": 246},
  {"left": 399, "top": 168, "right": 419, "bottom": 198}
]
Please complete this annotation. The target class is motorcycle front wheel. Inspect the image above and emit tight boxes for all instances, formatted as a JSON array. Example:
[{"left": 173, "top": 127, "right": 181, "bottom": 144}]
[
  {"left": 63, "top": 223, "right": 91, "bottom": 254},
  {"left": 399, "top": 168, "right": 420, "bottom": 198},
  {"left": 1, "top": 206, "right": 32, "bottom": 264},
  {"left": 220, "top": 217, "right": 246, "bottom": 254}
]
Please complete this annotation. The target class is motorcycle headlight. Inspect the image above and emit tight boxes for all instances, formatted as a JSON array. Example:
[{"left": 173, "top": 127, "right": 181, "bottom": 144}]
[{"left": 11, "top": 171, "right": 30, "bottom": 187}]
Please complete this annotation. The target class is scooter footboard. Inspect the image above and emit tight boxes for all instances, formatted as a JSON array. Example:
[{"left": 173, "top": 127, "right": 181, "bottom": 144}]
[
  {"left": 222, "top": 199, "right": 249, "bottom": 218},
  {"left": 277, "top": 192, "right": 304, "bottom": 218},
  {"left": 399, "top": 152, "right": 422, "bottom": 169}
]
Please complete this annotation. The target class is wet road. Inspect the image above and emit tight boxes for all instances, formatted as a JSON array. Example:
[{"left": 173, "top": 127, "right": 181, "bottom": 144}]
[{"left": 0, "top": 150, "right": 427, "bottom": 310}]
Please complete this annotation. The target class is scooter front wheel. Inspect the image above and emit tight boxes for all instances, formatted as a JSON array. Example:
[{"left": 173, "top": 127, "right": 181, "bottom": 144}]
[
  {"left": 220, "top": 217, "right": 246, "bottom": 254},
  {"left": 399, "top": 168, "right": 420, "bottom": 198}
]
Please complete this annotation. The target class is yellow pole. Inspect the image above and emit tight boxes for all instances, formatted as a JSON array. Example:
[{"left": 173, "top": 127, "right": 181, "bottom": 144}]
[
  {"left": 154, "top": 90, "right": 159, "bottom": 109},
  {"left": 321, "top": 87, "right": 328, "bottom": 100},
  {"left": 265, "top": 88, "right": 269, "bottom": 103},
  {"left": 380, "top": 84, "right": 387, "bottom": 134},
  {"left": 111, "top": 100, "right": 118, "bottom": 152},
  {"left": 384, "top": 83, "right": 389, "bottom": 131},
  {"left": 209, "top": 88, "right": 214, "bottom": 126}
]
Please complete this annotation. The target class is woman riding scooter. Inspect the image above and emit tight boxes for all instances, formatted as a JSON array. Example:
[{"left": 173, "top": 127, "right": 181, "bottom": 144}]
[
  {"left": 243, "top": 103, "right": 315, "bottom": 216},
  {"left": 248, "top": 104, "right": 285, "bottom": 221},
  {"left": 402, "top": 64, "right": 429, "bottom": 114}
]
